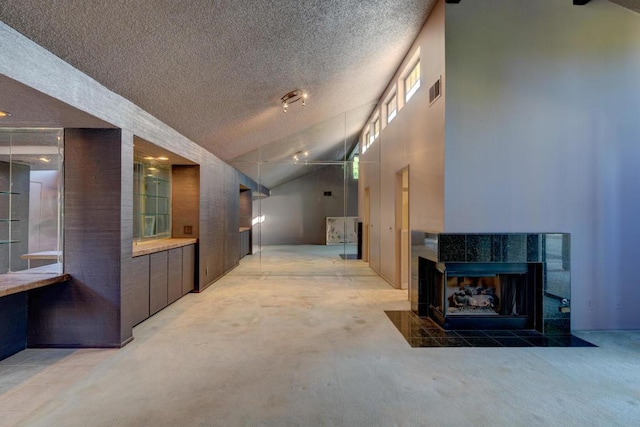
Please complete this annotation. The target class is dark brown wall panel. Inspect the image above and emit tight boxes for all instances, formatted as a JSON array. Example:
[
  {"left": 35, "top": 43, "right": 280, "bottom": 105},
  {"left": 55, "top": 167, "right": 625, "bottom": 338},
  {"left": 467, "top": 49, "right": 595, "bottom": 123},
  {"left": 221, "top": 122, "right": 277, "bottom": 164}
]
[
  {"left": 239, "top": 190, "right": 252, "bottom": 228},
  {"left": 197, "top": 156, "right": 225, "bottom": 290},
  {"left": 28, "top": 129, "right": 125, "bottom": 347},
  {"left": 172, "top": 165, "right": 200, "bottom": 238},
  {"left": 149, "top": 251, "right": 168, "bottom": 315},
  {"left": 167, "top": 247, "right": 183, "bottom": 304}
]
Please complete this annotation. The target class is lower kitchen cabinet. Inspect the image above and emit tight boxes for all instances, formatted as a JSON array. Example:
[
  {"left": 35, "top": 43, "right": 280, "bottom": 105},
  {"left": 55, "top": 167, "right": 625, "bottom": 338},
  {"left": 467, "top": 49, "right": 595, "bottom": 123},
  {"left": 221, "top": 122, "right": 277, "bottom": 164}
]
[{"left": 132, "top": 243, "right": 196, "bottom": 326}]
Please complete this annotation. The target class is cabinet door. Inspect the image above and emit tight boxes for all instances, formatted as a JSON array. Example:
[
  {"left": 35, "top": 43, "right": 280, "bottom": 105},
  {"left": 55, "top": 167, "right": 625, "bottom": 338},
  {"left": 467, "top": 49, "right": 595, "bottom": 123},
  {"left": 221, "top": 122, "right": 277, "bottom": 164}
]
[
  {"left": 182, "top": 244, "right": 195, "bottom": 295},
  {"left": 131, "top": 255, "right": 150, "bottom": 326},
  {"left": 167, "top": 248, "right": 183, "bottom": 304},
  {"left": 149, "top": 251, "right": 168, "bottom": 315}
]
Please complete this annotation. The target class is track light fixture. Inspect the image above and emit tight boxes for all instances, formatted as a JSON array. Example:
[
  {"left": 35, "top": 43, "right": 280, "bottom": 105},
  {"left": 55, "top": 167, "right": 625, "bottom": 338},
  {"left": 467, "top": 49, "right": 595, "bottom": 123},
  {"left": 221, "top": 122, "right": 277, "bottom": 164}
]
[{"left": 281, "top": 89, "right": 307, "bottom": 113}]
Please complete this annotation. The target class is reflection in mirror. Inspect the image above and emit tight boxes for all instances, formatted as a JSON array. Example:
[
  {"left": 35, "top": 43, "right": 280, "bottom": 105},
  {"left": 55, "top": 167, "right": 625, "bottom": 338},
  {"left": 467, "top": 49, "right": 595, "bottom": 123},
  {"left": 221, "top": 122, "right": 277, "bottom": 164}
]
[{"left": 0, "top": 128, "right": 63, "bottom": 274}]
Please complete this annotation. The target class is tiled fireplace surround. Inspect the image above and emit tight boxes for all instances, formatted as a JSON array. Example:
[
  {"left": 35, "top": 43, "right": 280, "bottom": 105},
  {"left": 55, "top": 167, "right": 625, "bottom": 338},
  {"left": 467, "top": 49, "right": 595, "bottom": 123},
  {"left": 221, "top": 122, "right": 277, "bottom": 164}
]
[{"left": 411, "top": 232, "right": 571, "bottom": 335}]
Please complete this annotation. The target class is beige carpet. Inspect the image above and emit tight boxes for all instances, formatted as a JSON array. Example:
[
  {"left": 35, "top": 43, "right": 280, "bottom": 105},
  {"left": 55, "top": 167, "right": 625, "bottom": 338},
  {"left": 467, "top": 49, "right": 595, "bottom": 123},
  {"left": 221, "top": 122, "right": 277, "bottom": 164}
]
[{"left": 1, "top": 245, "right": 639, "bottom": 426}]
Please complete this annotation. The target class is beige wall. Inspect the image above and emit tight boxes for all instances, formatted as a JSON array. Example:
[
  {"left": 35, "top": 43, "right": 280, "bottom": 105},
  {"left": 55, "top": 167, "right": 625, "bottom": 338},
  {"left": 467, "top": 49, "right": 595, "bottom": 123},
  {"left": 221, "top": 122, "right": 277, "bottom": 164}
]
[{"left": 359, "top": 0, "right": 446, "bottom": 286}]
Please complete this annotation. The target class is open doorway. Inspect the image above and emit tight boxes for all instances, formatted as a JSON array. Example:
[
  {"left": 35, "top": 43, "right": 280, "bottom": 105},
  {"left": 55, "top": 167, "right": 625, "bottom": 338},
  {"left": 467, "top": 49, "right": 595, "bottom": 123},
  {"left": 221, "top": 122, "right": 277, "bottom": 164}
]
[
  {"left": 363, "top": 186, "right": 370, "bottom": 262},
  {"left": 395, "top": 167, "right": 409, "bottom": 292}
]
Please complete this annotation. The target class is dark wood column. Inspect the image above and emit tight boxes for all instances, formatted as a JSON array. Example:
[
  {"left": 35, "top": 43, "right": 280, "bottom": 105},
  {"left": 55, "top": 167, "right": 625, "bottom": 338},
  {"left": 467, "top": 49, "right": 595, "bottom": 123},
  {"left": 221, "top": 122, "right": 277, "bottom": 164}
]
[{"left": 28, "top": 128, "right": 134, "bottom": 348}]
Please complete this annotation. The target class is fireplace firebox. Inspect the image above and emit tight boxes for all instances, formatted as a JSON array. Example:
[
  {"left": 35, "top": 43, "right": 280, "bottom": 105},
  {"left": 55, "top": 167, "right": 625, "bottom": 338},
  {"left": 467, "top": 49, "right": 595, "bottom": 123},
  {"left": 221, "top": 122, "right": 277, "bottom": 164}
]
[{"left": 411, "top": 233, "right": 571, "bottom": 335}]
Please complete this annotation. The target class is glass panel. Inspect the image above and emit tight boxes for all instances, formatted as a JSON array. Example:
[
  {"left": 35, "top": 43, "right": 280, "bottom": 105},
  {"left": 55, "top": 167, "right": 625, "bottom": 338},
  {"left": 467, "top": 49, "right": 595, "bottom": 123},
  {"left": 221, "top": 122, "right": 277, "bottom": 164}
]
[
  {"left": 133, "top": 154, "right": 171, "bottom": 240},
  {"left": 387, "top": 94, "right": 397, "bottom": 123},
  {"left": 228, "top": 108, "right": 376, "bottom": 277},
  {"left": 0, "top": 128, "right": 63, "bottom": 274},
  {"left": 405, "top": 60, "right": 421, "bottom": 102}
]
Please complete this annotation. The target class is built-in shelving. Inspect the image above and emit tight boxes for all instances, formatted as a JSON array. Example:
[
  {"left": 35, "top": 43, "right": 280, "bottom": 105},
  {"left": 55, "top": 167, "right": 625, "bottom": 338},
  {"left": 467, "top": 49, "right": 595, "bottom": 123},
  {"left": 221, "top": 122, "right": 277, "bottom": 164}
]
[
  {"left": 1, "top": 191, "right": 20, "bottom": 246},
  {"left": 134, "top": 157, "right": 171, "bottom": 240}
]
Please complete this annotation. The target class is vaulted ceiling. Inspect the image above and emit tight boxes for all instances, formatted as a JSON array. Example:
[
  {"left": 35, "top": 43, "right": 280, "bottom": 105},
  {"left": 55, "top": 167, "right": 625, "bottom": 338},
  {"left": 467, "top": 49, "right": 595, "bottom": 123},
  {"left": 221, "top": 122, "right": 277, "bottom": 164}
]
[{"left": 0, "top": 0, "right": 437, "bottom": 188}]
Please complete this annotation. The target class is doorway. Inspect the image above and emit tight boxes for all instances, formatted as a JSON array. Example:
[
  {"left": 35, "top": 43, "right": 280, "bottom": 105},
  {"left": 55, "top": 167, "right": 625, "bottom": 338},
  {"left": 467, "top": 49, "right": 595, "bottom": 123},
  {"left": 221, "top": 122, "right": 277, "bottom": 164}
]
[
  {"left": 395, "top": 168, "right": 409, "bottom": 292},
  {"left": 363, "top": 186, "right": 370, "bottom": 262}
]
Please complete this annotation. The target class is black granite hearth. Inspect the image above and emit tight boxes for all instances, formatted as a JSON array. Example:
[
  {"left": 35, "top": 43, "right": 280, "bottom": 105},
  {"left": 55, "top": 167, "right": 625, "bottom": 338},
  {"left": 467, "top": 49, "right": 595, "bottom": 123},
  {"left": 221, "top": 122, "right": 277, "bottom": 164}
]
[{"left": 386, "top": 311, "right": 595, "bottom": 348}]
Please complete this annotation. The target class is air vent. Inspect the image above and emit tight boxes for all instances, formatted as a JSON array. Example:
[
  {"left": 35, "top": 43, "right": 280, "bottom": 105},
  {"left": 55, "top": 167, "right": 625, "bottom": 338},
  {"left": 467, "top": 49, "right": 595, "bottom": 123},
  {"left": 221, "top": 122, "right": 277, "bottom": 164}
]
[{"left": 429, "top": 77, "right": 441, "bottom": 105}]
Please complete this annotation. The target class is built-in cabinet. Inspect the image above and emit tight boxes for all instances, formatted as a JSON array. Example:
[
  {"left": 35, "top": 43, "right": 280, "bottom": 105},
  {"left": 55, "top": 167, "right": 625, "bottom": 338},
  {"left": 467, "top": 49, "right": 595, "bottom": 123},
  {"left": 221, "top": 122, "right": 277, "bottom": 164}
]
[
  {"left": 131, "top": 255, "right": 150, "bottom": 326},
  {"left": 132, "top": 242, "right": 196, "bottom": 326},
  {"left": 149, "top": 251, "right": 168, "bottom": 315}
]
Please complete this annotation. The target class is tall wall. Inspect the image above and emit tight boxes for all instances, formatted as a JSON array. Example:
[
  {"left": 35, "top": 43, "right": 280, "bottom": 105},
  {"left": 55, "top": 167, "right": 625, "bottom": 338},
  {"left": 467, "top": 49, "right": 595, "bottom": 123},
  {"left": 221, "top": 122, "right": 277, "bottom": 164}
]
[
  {"left": 260, "top": 165, "right": 358, "bottom": 245},
  {"left": 359, "top": 0, "right": 446, "bottom": 285},
  {"left": 444, "top": 0, "right": 640, "bottom": 329}
]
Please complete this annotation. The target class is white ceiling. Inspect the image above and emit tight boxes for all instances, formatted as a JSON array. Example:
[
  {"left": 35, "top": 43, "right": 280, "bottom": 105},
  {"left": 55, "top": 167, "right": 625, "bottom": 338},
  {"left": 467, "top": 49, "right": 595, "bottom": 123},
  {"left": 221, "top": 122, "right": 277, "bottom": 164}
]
[{"left": 0, "top": 0, "right": 437, "bottom": 188}]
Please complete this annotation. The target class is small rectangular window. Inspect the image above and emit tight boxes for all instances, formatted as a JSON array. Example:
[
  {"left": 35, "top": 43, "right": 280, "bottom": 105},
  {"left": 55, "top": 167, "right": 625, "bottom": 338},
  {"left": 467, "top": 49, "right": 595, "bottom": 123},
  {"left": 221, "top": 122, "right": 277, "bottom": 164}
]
[
  {"left": 373, "top": 118, "right": 380, "bottom": 140},
  {"left": 405, "top": 60, "right": 421, "bottom": 102},
  {"left": 352, "top": 155, "right": 359, "bottom": 180},
  {"left": 386, "top": 94, "right": 397, "bottom": 123}
]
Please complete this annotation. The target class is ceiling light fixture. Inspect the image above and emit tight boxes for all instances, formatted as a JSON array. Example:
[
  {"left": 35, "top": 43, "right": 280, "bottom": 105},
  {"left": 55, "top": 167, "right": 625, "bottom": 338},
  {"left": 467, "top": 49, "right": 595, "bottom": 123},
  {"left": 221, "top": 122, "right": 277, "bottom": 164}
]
[
  {"left": 157, "top": 156, "right": 169, "bottom": 161},
  {"left": 293, "top": 150, "right": 309, "bottom": 162},
  {"left": 281, "top": 89, "right": 307, "bottom": 113},
  {"left": 0, "top": 110, "right": 12, "bottom": 118},
  {"left": 39, "top": 157, "right": 51, "bottom": 163}
]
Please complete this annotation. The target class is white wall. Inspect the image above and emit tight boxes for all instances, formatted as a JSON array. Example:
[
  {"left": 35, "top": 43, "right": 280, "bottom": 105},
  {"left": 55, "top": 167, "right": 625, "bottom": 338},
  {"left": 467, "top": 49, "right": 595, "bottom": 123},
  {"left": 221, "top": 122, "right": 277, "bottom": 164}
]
[
  {"left": 260, "top": 165, "right": 358, "bottom": 245},
  {"left": 444, "top": 0, "right": 640, "bottom": 329},
  {"left": 359, "top": 0, "right": 446, "bottom": 286}
]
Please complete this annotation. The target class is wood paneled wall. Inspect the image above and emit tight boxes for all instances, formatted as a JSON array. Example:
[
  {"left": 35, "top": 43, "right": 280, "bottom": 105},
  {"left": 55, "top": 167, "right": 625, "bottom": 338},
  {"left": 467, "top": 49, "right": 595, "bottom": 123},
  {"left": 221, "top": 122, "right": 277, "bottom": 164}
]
[
  {"left": 172, "top": 165, "right": 200, "bottom": 239},
  {"left": 198, "top": 155, "right": 226, "bottom": 290},
  {"left": 28, "top": 129, "right": 132, "bottom": 347}
]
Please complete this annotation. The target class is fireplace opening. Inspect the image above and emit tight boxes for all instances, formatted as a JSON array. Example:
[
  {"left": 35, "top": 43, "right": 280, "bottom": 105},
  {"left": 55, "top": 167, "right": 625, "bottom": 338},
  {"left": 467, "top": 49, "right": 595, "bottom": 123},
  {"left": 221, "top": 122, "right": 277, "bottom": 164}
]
[{"left": 422, "top": 260, "right": 541, "bottom": 330}]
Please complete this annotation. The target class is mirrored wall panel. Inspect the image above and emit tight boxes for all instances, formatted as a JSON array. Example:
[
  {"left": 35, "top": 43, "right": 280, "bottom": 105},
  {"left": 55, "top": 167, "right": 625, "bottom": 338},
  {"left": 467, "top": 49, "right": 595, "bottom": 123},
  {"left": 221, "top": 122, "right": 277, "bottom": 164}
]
[{"left": 0, "top": 128, "right": 63, "bottom": 274}]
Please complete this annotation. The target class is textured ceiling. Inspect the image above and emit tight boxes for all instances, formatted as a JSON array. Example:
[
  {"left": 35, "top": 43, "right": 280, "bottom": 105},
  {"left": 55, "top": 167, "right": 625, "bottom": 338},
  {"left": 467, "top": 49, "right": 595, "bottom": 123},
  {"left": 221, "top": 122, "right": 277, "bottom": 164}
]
[
  {"left": 609, "top": 0, "right": 640, "bottom": 13},
  {"left": 0, "top": 0, "right": 436, "bottom": 188}
]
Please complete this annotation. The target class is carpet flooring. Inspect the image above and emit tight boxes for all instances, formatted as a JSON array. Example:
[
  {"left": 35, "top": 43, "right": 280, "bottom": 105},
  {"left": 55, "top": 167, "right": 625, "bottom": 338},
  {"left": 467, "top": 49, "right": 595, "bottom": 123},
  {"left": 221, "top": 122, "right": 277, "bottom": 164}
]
[{"left": 1, "top": 245, "right": 638, "bottom": 426}]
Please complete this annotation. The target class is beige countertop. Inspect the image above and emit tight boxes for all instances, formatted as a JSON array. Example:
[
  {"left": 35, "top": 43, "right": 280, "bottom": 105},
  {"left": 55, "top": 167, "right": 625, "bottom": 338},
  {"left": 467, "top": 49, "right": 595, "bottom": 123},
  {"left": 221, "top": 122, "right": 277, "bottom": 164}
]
[
  {"left": 0, "top": 264, "right": 69, "bottom": 298},
  {"left": 20, "top": 250, "right": 62, "bottom": 260},
  {"left": 239, "top": 227, "right": 251, "bottom": 232},
  {"left": 132, "top": 238, "right": 198, "bottom": 257}
]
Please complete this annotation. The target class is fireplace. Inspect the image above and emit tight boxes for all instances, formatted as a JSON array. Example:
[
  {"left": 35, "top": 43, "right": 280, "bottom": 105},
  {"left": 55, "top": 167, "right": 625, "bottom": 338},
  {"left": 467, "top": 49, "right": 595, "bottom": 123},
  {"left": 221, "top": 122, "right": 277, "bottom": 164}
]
[{"left": 411, "top": 233, "right": 571, "bottom": 335}]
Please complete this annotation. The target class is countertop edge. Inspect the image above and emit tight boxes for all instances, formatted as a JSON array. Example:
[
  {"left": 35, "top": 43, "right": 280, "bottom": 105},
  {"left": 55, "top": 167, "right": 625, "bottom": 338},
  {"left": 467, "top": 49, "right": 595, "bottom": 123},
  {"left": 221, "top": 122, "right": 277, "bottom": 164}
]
[
  {"left": 0, "top": 273, "right": 71, "bottom": 298},
  {"left": 132, "top": 238, "right": 198, "bottom": 257}
]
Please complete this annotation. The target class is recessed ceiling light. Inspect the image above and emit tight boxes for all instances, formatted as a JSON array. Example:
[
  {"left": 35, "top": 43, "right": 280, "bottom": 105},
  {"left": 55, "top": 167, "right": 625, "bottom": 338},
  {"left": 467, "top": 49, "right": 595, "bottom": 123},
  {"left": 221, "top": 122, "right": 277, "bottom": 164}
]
[
  {"left": 144, "top": 156, "right": 155, "bottom": 160},
  {"left": 39, "top": 157, "right": 51, "bottom": 163},
  {"left": 0, "top": 110, "right": 12, "bottom": 118},
  {"left": 157, "top": 156, "right": 169, "bottom": 161},
  {"left": 147, "top": 167, "right": 157, "bottom": 171}
]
